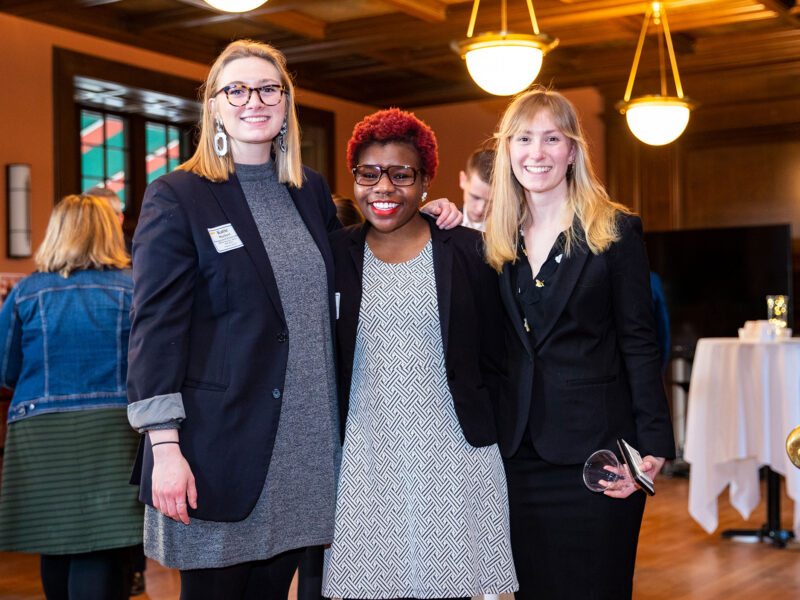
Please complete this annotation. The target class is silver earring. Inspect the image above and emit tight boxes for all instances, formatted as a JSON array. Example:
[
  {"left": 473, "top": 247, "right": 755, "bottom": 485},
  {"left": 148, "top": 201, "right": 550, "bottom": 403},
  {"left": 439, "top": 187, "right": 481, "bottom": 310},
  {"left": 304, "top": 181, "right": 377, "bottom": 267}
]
[
  {"left": 214, "top": 116, "right": 228, "bottom": 157},
  {"left": 421, "top": 191, "right": 428, "bottom": 203},
  {"left": 278, "top": 116, "right": 288, "bottom": 153}
]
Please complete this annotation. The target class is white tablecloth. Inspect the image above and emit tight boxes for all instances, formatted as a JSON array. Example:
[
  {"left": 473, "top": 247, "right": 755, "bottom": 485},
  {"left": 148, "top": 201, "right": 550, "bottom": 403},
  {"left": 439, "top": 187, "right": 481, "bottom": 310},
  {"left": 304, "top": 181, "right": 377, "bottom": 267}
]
[{"left": 685, "top": 338, "right": 800, "bottom": 536}]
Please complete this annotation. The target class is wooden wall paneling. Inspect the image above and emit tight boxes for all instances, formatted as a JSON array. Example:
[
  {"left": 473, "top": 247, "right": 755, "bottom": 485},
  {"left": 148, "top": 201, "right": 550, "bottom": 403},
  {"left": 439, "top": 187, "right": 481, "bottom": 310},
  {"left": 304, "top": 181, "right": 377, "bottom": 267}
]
[{"left": 679, "top": 123, "right": 800, "bottom": 232}]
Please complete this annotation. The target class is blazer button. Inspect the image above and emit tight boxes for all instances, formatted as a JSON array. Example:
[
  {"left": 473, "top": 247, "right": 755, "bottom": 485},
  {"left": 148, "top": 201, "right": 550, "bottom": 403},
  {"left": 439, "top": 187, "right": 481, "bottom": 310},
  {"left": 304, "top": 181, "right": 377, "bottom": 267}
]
[
  {"left": 277, "top": 332, "right": 288, "bottom": 343},
  {"left": 272, "top": 388, "right": 281, "bottom": 399}
]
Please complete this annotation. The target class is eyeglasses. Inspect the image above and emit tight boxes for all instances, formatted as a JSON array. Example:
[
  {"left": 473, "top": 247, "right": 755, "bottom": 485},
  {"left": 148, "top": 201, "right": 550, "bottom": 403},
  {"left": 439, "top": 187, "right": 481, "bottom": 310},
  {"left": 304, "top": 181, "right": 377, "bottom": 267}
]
[
  {"left": 353, "top": 165, "right": 421, "bottom": 187},
  {"left": 215, "top": 84, "right": 287, "bottom": 107}
]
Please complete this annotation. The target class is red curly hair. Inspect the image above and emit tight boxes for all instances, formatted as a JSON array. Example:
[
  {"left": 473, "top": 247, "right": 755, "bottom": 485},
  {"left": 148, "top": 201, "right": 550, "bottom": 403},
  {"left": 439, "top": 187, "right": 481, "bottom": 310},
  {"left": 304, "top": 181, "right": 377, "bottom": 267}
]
[{"left": 347, "top": 108, "right": 439, "bottom": 181}]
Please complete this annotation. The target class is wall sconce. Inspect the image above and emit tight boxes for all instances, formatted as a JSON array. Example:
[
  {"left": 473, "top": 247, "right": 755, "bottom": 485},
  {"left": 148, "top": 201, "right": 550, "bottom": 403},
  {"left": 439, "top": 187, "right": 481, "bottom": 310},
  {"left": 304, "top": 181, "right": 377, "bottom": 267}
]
[
  {"left": 615, "top": 2, "right": 696, "bottom": 145},
  {"left": 452, "top": 0, "right": 558, "bottom": 96},
  {"left": 203, "top": 0, "right": 267, "bottom": 12},
  {"left": 6, "top": 164, "right": 31, "bottom": 258}
]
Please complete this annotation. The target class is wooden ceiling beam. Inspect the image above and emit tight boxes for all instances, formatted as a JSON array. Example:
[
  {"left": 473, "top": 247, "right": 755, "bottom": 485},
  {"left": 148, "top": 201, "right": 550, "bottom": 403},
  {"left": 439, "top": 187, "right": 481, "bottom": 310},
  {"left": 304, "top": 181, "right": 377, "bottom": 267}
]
[
  {"left": 758, "top": 0, "right": 800, "bottom": 26},
  {"left": 377, "top": 0, "right": 447, "bottom": 22},
  {"left": 252, "top": 10, "right": 326, "bottom": 38},
  {"left": 278, "top": 0, "right": 778, "bottom": 63}
]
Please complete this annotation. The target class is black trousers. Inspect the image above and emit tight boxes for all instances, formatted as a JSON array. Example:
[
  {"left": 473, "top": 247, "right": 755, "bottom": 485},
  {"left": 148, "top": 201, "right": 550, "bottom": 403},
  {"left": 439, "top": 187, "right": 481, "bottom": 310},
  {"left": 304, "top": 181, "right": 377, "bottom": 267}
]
[
  {"left": 504, "top": 433, "right": 646, "bottom": 600},
  {"left": 297, "top": 546, "right": 324, "bottom": 600},
  {"left": 179, "top": 548, "right": 304, "bottom": 600},
  {"left": 40, "top": 546, "right": 135, "bottom": 600}
]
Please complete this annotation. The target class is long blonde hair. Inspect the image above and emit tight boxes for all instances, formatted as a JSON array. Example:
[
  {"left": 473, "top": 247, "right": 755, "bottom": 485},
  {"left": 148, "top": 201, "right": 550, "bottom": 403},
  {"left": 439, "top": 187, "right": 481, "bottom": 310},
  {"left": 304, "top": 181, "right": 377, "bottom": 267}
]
[
  {"left": 484, "top": 87, "right": 629, "bottom": 272},
  {"left": 179, "top": 39, "right": 303, "bottom": 187},
  {"left": 35, "top": 195, "right": 130, "bottom": 278}
]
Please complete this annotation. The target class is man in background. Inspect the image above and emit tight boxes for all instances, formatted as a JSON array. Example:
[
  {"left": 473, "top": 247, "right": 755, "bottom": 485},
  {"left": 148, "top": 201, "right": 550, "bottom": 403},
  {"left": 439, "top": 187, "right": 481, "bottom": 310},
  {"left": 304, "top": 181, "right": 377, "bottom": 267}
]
[
  {"left": 84, "top": 185, "right": 132, "bottom": 255},
  {"left": 459, "top": 147, "right": 494, "bottom": 231}
]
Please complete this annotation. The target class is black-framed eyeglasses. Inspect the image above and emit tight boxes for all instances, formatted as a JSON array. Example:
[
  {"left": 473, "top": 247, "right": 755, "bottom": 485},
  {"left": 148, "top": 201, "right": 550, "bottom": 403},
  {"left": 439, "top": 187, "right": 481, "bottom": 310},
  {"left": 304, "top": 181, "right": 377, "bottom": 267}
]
[
  {"left": 353, "top": 165, "right": 421, "bottom": 187},
  {"left": 215, "top": 84, "right": 287, "bottom": 107}
]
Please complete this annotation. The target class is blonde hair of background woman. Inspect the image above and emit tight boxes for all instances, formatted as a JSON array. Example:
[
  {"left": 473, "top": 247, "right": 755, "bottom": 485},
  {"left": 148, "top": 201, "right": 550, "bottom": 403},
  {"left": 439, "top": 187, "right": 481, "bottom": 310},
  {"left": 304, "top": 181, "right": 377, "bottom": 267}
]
[
  {"left": 35, "top": 194, "right": 130, "bottom": 278},
  {"left": 484, "top": 87, "right": 630, "bottom": 273},
  {"left": 179, "top": 39, "right": 303, "bottom": 187}
]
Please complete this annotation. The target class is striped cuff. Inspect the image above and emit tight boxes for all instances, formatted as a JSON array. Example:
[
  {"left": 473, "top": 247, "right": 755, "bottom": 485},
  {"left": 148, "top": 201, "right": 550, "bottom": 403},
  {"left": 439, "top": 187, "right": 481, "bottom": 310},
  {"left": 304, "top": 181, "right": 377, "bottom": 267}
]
[{"left": 127, "top": 393, "right": 186, "bottom": 433}]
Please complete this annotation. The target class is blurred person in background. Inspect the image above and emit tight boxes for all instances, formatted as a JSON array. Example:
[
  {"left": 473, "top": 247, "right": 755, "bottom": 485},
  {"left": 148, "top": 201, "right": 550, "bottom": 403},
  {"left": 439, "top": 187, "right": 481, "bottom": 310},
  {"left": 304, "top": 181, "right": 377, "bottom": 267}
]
[
  {"left": 0, "top": 194, "right": 141, "bottom": 600},
  {"left": 332, "top": 193, "right": 364, "bottom": 227},
  {"left": 459, "top": 147, "right": 494, "bottom": 232}
]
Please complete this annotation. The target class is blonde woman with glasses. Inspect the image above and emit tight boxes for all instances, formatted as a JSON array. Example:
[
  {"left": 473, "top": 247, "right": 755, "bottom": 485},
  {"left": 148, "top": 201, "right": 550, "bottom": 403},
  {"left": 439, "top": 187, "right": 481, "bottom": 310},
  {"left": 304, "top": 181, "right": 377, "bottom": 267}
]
[{"left": 125, "top": 39, "right": 461, "bottom": 600}]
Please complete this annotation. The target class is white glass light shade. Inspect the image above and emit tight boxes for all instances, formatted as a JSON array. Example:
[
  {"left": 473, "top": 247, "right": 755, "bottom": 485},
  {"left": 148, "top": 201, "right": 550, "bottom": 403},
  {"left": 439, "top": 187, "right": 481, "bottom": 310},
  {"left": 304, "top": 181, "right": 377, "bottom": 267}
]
[
  {"left": 454, "top": 34, "right": 557, "bottom": 96},
  {"left": 466, "top": 44, "right": 543, "bottom": 96},
  {"left": 621, "top": 97, "right": 692, "bottom": 146},
  {"left": 204, "top": 0, "right": 268, "bottom": 12}
]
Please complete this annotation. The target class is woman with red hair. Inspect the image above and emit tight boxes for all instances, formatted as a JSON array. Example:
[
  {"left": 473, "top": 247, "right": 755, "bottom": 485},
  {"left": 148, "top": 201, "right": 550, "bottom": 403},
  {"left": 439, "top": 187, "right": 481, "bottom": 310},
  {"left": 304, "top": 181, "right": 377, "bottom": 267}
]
[{"left": 322, "top": 109, "right": 517, "bottom": 600}]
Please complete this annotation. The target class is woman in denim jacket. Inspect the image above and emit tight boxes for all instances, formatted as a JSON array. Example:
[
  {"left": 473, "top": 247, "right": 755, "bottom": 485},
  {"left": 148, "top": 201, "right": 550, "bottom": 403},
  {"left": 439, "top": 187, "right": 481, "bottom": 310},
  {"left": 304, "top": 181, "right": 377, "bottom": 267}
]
[{"left": 0, "top": 194, "right": 142, "bottom": 600}]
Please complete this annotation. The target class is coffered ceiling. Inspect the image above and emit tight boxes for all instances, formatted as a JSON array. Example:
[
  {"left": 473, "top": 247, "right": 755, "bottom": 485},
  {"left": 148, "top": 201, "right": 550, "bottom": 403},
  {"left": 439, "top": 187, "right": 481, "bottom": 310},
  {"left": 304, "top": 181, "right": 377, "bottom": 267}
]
[{"left": 2, "top": 0, "right": 799, "bottom": 106}]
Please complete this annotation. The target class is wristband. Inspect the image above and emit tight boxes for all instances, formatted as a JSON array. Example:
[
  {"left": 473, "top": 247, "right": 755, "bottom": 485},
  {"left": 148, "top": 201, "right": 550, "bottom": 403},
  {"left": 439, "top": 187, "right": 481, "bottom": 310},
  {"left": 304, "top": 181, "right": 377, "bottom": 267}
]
[{"left": 151, "top": 440, "right": 180, "bottom": 448}]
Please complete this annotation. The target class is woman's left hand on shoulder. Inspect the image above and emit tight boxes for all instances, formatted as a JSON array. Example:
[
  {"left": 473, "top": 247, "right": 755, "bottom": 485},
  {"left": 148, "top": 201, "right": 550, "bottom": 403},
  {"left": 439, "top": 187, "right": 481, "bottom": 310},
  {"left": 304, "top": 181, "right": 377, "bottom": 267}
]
[
  {"left": 603, "top": 455, "right": 666, "bottom": 499},
  {"left": 420, "top": 198, "right": 463, "bottom": 229}
]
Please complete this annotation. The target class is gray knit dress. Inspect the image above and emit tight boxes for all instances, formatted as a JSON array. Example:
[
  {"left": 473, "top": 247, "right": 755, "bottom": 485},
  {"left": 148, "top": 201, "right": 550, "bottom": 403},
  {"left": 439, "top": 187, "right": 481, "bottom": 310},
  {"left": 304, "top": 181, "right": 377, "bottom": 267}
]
[{"left": 143, "top": 161, "right": 341, "bottom": 570}]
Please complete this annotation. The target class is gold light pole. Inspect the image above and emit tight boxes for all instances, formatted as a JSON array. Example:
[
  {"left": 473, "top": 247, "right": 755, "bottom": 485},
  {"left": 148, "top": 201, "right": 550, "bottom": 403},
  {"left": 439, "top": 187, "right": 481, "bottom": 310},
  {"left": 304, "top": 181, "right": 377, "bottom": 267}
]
[
  {"left": 616, "top": 2, "right": 696, "bottom": 145},
  {"left": 452, "top": 0, "right": 558, "bottom": 96}
]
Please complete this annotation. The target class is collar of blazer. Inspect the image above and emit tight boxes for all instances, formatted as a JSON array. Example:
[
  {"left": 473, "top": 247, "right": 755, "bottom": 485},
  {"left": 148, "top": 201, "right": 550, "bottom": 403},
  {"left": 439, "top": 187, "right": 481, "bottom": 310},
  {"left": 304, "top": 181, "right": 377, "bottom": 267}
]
[
  {"left": 499, "top": 230, "right": 590, "bottom": 355},
  {"left": 204, "top": 169, "right": 332, "bottom": 328},
  {"left": 343, "top": 213, "right": 454, "bottom": 356}
]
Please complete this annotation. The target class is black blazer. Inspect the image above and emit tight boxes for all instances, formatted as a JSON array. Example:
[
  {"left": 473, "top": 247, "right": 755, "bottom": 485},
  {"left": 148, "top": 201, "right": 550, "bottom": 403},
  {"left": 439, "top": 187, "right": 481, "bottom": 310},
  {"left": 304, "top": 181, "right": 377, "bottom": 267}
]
[
  {"left": 330, "top": 215, "right": 505, "bottom": 447},
  {"left": 127, "top": 166, "right": 339, "bottom": 521},
  {"left": 496, "top": 213, "right": 675, "bottom": 463}
]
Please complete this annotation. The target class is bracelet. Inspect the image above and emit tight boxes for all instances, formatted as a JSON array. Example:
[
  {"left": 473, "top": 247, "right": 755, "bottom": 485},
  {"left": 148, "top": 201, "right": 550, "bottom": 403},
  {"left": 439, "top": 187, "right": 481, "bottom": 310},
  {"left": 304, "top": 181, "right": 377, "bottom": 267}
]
[{"left": 151, "top": 440, "right": 180, "bottom": 448}]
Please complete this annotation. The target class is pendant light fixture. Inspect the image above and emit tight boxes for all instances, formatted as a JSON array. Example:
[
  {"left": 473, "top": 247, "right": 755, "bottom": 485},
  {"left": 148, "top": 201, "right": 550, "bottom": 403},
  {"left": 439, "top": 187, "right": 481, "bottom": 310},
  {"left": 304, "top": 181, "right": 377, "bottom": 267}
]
[
  {"left": 616, "top": 2, "right": 695, "bottom": 146},
  {"left": 452, "top": 0, "right": 558, "bottom": 96},
  {"left": 204, "top": 0, "right": 268, "bottom": 12}
]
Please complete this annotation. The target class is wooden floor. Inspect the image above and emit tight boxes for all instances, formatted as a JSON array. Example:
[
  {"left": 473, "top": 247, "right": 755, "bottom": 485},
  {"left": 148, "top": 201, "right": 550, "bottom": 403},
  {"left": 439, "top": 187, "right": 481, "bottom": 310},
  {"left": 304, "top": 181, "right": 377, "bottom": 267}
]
[{"left": 1, "top": 474, "right": 798, "bottom": 599}]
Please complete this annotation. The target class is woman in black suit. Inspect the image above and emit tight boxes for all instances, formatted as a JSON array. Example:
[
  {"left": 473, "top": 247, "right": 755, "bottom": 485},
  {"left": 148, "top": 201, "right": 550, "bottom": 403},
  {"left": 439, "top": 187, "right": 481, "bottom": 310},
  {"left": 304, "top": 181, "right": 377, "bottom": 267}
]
[{"left": 484, "top": 88, "right": 675, "bottom": 599}]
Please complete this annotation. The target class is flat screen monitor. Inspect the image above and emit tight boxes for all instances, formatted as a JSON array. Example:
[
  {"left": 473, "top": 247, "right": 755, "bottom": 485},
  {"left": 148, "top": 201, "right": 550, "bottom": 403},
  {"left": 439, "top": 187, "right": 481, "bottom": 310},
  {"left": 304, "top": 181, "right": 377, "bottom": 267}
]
[{"left": 643, "top": 224, "right": 793, "bottom": 359}]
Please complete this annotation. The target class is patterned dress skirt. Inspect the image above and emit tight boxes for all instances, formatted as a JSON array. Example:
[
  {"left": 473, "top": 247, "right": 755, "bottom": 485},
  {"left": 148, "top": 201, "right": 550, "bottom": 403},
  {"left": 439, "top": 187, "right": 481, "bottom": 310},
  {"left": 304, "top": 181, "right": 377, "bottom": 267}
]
[{"left": 323, "top": 242, "right": 517, "bottom": 599}]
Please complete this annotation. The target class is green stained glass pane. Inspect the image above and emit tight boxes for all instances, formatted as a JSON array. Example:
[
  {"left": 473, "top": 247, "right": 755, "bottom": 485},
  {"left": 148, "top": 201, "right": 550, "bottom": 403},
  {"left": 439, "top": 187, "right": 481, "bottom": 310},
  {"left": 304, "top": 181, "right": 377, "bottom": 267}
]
[
  {"left": 168, "top": 126, "right": 180, "bottom": 143},
  {"left": 146, "top": 122, "right": 166, "bottom": 155},
  {"left": 105, "top": 115, "right": 127, "bottom": 149},
  {"left": 81, "top": 146, "right": 104, "bottom": 178},
  {"left": 148, "top": 166, "right": 167, "bottom": 184},
  {"left": 82, "top": 177, "right": 102, "bottom": 193},
  {"left": 106, "top": 148, "right": 126, "bottom": 180},
  {"left": 80, "top": 110, "right": 102, "bottom": 131},
  {"left": 168, "top": 159, "right": 180, "bottom": 172}
]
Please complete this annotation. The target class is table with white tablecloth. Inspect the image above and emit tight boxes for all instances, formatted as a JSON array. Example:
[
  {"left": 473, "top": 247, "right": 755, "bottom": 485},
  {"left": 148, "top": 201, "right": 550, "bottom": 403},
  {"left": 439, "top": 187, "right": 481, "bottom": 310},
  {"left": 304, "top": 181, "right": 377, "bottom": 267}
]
[{"left": 685, "top": 337, "right": 800, "bottom": 541}]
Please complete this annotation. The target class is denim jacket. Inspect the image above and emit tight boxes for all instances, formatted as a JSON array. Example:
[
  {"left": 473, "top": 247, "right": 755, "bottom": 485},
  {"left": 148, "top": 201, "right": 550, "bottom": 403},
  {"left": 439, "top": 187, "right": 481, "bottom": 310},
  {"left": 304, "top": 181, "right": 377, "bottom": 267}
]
[{"left": 0, "top": 269, "right": 133, "bottom": 424}]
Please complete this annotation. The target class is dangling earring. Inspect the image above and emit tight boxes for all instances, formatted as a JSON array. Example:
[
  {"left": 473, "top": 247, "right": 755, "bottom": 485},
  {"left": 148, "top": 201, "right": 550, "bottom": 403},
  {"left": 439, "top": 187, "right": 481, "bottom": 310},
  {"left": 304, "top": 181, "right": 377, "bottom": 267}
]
[
  {"left": 278, "top": 116, "right": 288, "bottom": 153},
  {"left": 421, "top": 191, "right": 428, "bottom": 203},
  {"left": 214, "top": 116, "right": 228, "bottom": 157}
]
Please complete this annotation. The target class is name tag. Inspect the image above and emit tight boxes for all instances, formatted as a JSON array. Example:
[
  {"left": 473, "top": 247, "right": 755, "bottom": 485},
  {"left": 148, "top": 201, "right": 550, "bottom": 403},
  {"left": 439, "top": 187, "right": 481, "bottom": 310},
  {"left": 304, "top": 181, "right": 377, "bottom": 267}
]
[{"left": 208, "top": 223, "right": 243, "bottom": 253}]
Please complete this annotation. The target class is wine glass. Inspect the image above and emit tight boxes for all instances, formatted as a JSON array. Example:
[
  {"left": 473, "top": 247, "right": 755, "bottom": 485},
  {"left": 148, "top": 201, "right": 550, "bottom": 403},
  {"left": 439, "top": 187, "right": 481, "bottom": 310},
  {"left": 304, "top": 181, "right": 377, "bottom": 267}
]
[{"left": 583, "top": 449, "right": 629, "bottom": 492}]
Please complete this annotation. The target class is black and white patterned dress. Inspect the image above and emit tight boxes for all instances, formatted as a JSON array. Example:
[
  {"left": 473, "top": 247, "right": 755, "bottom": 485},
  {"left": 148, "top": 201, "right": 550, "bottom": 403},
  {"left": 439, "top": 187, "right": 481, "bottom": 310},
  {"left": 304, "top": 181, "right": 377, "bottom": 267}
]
[{"left": 323, "top": 241, "right": 517, "bottom": 600}]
